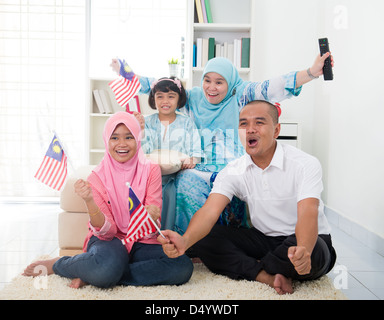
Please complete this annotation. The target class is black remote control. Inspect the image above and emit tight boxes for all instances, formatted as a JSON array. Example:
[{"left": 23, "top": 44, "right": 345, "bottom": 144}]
[{"left": 319, "top": 38, "right": 333, "bottom": 81}]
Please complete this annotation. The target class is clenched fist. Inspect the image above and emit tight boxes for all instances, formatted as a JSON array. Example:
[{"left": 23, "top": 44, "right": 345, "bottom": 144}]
[{"left": 74, "top": 179, "right": 93, "bottom": 203}]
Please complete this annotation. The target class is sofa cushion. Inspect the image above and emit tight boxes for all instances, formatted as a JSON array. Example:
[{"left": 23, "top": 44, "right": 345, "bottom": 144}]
[{"left": 58, "top": 211, "right": 89, "bottom": 249}]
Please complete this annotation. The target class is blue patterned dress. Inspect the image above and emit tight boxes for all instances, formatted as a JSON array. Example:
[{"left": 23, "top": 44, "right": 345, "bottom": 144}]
[
  {"left": 141, "top": 113, "right": 203, "bottom": 230},
  {"left": 141, "top": 113, "right": 202, "bottom": 158}
]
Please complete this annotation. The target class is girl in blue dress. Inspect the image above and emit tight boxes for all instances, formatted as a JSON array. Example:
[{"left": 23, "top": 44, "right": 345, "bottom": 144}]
[
  {"left": 141, "top": 77, "right": 202, "bottom": 168},
  {"left": 140, "top": 77, "right": 203, "bottom": 231}
]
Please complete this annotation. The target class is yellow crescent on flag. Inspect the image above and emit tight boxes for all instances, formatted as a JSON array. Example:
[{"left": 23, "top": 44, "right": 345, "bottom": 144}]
[{"left": 129, "top": 197, "right": 133, "bottom": 211}]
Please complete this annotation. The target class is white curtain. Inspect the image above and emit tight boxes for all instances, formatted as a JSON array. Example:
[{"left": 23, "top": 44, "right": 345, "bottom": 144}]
[
  {"left": 0, "top": 0, "right": 86, "bottom": 197},
  {"left": 0, "top": 0, "right": 187, "bottom": 198}
]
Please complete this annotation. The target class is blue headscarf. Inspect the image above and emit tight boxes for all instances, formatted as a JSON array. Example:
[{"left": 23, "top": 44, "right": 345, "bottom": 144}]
[
  {"left": 188, "top": 57, "right": 247, "bottom": 172},
  {"left": 191, "top": 57, "right": 246, "bottom": 130}
]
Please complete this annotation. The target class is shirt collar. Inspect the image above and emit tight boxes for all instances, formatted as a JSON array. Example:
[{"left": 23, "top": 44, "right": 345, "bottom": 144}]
[
  {"left": 245, "top": 141, "right": 284, "bottom": 171},
  {"left": 269, "top": 142, "right": 284, "bottom": 170}
]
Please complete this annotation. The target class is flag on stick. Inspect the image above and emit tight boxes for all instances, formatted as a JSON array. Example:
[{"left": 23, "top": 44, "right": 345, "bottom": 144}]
[
  {"left": 122, "top": 183, "right": 164, "bottom": 245},
  {"left": 34, "top": 134, "right": 68, "bottom": 191},
  {"left": 109, "top": 60, "right": 141, "bottom": 109},
  {"left": 109, "top": 75, "right": 141, "bottom": 108}
]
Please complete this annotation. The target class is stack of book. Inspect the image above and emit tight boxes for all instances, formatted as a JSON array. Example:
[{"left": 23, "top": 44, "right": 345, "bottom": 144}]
[
  {"left": 193, "top": 37, "right": 250, "bottom": 69},
  {"left": 194, "top": 0, "right": 213, "bottom": 23},
  {"left": 93, "top": 89, "right": 114, "bottom": 114}
]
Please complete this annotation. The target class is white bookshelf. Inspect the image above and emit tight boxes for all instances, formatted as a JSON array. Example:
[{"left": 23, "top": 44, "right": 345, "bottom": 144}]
[
  {"left": 193, "top": 23, "right": 251, "bottom": 32},
  {"left": 186, "top": 0, "right": 256, "bottom": 88}
]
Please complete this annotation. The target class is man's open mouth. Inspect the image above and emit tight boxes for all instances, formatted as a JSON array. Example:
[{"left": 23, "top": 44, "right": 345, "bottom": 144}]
[{"left": 247, "top": 138, "right": 258, "bottom": 147}]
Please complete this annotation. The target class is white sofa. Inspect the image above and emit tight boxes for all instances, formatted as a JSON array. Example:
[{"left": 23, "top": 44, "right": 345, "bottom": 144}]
[{"left": 58, "top": 165, "right": 95, "bottom": 256}]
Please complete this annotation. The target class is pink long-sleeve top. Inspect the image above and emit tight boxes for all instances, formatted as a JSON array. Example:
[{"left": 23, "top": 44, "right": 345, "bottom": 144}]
[{"left": 82, "top": 162, "right": 163, "bottom": 253}]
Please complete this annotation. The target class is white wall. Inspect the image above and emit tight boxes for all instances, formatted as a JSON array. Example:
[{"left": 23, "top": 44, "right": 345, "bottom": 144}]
[
  {"left": 319, "top": 0, "right": 384, "bottom": 239},
  {"left": 252, "top": 0, "right": 384, "bottom": 238},
  {"left": 253, "top": 0, "right": 321, "bottom": 153}
]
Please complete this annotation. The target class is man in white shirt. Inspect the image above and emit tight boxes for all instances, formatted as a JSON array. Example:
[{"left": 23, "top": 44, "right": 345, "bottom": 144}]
[{"left": 158, "top": 100, "right": 336, "bottom": 295}]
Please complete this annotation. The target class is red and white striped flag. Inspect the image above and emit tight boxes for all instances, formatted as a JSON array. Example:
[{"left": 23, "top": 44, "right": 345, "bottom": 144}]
[
  {"left": 122, "top": 185, "right": 157, "bottom": 245},
  {"left": 34, "top": 135, "right": 68, "bottom": 191},
  {"left": 109, "top": 75, "right": 141, "bottom": 108}
]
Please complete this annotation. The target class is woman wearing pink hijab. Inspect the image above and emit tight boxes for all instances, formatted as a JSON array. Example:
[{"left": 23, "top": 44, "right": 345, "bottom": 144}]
[{"left": 23, "top": 112, "right": 193, "bottom": 288}]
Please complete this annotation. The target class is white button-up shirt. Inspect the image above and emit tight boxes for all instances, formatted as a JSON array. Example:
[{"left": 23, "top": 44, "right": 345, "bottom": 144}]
[{"left": 211, "top": 142, "right": 331, "bottom": 237}]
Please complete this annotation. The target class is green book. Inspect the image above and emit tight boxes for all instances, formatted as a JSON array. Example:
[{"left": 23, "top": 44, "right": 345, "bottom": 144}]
[
  {"left": 241, "top": 38, "right": 250, "bottom": 68},
  {"left": 205, "top": 0, "right": 213, "bottom": 23},
  {"left": 208, "top": 37, "right": 215, "bottom": 60}
]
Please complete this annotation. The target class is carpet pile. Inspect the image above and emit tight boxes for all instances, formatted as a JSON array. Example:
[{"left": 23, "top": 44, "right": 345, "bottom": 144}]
[{"left": 0, "top": 258, "right": 346, "bottom": 300}]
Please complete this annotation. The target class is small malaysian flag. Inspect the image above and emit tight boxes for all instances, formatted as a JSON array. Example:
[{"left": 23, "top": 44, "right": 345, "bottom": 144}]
[
  {"left": 34, "top": 134, "right": 68, "bottom": 191},
  {"left": 109, "top": 75, "right": 141, "bottom": 109},
  {"left": 109, "top": 60, "right": 141, "bottom": 109},
  {"left": 122, "top": 185, "right": 157, "bottom": 245}
]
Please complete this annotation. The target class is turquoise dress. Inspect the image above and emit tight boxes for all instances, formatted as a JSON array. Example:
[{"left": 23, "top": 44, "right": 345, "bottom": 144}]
[
  {"left": 141, "top": 113, "right": 203, "bottom": 230},
  {"left": 139, "top": 58, "right": 302, "bottom": 234},
  {"left": 142, "top": 113, "right": 202, "bottom": 158}
]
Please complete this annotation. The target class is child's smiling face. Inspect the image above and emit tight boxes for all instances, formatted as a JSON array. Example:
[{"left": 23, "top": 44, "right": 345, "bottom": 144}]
[
  {"left": 154, "top": 90, "right": 179, "bottom": 117},
  {"left": 108, "top": 123, "right": 137, "bottom": 163}
]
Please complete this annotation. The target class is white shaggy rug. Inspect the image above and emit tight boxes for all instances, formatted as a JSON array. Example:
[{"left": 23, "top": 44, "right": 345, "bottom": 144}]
[{"left": 0, "top": 259, "right": 346, "bottom": 300}]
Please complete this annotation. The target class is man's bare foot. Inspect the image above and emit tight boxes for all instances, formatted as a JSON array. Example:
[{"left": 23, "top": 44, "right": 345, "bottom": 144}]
[
  {"left": 69, "top": 278, "right": 87, "bottom": 289},
  {"left": 22, "top": 257, "right": 60, "bottom": 277},
  {"left": 256, "top": 270, "right": 293, "bottom": 295},
  {"left": 273, "top": 273, "right": 293, "bottom": 295}
]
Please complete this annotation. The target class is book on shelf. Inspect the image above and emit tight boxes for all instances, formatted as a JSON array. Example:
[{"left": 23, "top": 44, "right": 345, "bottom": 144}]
[
  {"left": 98, "top": 89, "right": 113, "bottom": 114},
  {"left": 195, "top": 0, "right": 212, "bottom": 23},
  {"left": 241, "top": 37, "right": 250, "bottom": 68},
  {"left": 205, "top": 0, "right": 213, "bottom": 23},
  {"left": 93, "top": 89, "right": 105, "bottom": 114},
  {"left": 201, "top": 38, "right": 209, "bottom": 67},
  {"left": 195, "top": 0, "right": 204, "bottom": 23},
  {"left": 194, "top": 1, "right": 199, "bottom": 23},
  {"left": 196, "top": 38, "right": 203, "bottom": 67},
  {"left": 201, "top": 0, "right": 207, "bottom": 23},
  {"left": 208, "top": 37, "right": 215, "bottom": 60},
  {"left": 227, "top": 43, "right": 234, "bottom": 63},
  {"left": 194, "top": 37, "right": 250, "bottom": 68}
]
